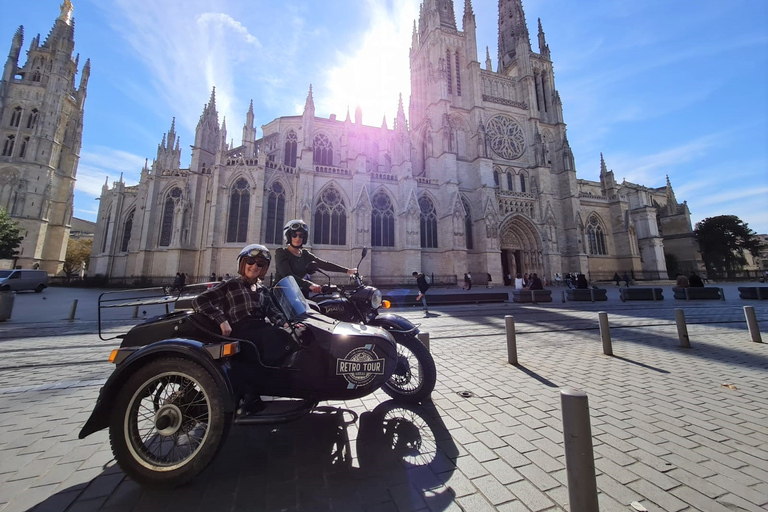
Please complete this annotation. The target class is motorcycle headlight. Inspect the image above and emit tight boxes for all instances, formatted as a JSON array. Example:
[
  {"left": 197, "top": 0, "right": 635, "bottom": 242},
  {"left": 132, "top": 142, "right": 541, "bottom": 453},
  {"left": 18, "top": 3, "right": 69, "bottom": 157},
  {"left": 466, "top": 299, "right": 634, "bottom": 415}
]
[{"left": 371, "top": 289, "right": 382, "bottom": 309}]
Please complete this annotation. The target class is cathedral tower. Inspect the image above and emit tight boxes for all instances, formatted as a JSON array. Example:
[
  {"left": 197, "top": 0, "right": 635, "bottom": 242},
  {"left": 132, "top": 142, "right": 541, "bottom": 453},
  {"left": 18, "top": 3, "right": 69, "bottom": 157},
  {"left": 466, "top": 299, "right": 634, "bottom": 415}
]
[{"left": 0, "top": 0, "right": 88, "bottom": 273}]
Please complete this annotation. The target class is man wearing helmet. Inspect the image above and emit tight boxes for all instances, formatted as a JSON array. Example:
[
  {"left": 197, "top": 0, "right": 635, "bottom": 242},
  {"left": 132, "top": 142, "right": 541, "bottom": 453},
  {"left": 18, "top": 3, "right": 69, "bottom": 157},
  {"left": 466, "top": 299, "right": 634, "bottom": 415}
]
[
  {"left": 274, "top": 219, "right": 357, "bottom": 297},
  {"left": 192, "top": 244, "right": 295, "bottom": 365}
]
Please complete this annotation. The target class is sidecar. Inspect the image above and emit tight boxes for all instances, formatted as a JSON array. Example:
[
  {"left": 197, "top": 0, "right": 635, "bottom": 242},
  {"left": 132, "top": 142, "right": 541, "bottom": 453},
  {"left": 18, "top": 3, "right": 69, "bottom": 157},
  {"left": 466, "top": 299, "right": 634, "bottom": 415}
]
[{"left": 80, "top": 277, "right": 399, "bottom": 487}]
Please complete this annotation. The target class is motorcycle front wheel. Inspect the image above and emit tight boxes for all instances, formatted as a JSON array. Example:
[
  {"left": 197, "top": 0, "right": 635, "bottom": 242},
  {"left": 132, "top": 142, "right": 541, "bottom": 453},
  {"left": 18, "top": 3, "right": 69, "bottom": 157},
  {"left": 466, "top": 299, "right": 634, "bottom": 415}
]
[
  {"left": 382, "top": 335, "right": 436, "bottom": 403},
  {"left": 109, "top": 357, "right": 229, "bottom": 487}
]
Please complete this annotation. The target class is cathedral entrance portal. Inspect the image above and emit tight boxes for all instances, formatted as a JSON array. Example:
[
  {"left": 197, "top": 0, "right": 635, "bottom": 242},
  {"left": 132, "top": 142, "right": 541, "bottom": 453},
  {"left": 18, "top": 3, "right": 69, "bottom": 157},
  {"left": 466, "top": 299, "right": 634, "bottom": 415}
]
[{"left": 500, "top": 216, "right": 544, "bottom": 280}]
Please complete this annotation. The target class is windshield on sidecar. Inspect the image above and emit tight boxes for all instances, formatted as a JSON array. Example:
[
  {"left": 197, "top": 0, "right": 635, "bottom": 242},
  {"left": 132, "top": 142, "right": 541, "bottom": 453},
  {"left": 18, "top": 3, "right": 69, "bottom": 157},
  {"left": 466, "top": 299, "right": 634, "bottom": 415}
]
[{"left": 272, "top": 276, "right": 311, "bottom": 321}]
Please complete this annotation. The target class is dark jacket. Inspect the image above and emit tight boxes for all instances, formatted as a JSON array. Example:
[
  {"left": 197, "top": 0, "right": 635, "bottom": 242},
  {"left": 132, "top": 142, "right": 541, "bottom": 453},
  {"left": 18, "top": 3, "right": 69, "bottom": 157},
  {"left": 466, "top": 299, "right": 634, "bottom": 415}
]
[
  {"left": 416, "top": 274, "right": 430, "bottom": 294},
  {"left": 274, "top": 247, "right": 349, "bottom": 293}
]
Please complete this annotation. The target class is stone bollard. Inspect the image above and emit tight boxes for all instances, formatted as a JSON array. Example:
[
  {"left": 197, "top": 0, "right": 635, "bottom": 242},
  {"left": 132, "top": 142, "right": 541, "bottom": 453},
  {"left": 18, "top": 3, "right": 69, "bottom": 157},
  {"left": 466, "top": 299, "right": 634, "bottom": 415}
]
[
  {"left": 561, "top": 388, "right": 599, "bottom": 512},
  {"left": 675, "top": 308, "right": 690, "bottom": 348},
  {"left": 598, "top": 311, "right": 612, "bottom": 355},
  {"left": 417, "top": 331, "right": 430, "bottom": 351},
  {"left": 505, "top": 315, "right": 518, "bottom": 365},
  {"left": 133, "top": 305, "right": 139, "bottom": 319},
  {"left": 744, "top": 306, "right": 762, "bottom": 343},
  {"left": 68, "top": 299, "right": 78, "bottom": 321}
]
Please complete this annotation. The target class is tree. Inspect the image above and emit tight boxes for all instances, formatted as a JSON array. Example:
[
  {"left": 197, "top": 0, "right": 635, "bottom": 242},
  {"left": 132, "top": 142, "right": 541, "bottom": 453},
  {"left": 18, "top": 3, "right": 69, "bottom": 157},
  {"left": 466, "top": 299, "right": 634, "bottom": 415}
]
[
  {"left": 0, "top": 208, "right": 23, "bottom": 259},
  {"left": 63, "top": 238, "right": 93, "bottom": 277},
  {"left": 694, "top": 215, "right": 765, "bottom": 278}
]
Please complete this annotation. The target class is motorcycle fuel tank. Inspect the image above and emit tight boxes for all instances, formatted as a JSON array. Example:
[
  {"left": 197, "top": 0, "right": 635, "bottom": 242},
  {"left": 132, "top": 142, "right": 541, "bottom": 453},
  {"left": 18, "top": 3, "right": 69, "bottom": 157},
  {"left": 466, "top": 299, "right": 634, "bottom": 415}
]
[{"left": 318, "top": 298, "right": 357, "bottom": 321}]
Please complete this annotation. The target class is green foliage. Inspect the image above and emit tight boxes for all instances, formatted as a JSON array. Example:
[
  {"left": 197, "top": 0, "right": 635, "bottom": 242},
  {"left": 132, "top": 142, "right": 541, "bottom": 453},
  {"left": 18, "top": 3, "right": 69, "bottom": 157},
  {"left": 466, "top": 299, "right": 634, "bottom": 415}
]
[
  {"left": 0, "top": 208, "right": 23, "bottom": 259},
  {"left": 694, "top": 215, "right": 765, "bottom": 278},
  {"left": 63, "top": 238, "right": 93, "bottom": 277}
]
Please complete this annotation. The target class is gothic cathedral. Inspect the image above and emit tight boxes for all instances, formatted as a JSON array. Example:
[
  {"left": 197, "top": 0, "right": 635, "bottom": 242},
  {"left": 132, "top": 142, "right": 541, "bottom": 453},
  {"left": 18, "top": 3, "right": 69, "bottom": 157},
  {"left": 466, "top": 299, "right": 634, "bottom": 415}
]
[
  {"left": 78, "top": 1, "right": 702, "bottom": 282},
  {"left": 0, "top": 1, "right": 88, "bottom": 273}
]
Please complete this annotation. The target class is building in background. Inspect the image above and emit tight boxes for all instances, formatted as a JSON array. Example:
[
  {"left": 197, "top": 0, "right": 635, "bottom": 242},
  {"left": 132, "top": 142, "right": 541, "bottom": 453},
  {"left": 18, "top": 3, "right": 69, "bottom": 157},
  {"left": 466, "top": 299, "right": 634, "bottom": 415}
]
[
  {"left": 0, "top": 1, "right": 88, "bottom": 275},
  {"left": 88, "top": 0, "right": 702, "bottom": 283}
]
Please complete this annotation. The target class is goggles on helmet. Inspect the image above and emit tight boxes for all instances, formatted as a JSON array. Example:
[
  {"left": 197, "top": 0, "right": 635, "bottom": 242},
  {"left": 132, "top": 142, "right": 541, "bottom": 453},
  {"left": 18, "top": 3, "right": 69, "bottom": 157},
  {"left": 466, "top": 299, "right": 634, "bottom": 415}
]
[
  {"left": 288, "top": 221, "right": 308, "bottom": 232},
  {"left": 241, "top": 247, "right": 270, "bottom": 261}
]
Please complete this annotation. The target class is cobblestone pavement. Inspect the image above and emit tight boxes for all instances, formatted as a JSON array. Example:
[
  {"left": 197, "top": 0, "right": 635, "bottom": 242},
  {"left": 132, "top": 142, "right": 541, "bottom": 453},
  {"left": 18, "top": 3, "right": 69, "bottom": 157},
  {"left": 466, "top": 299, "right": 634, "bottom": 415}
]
[{"left": 0, "top": 297, "right": 767, "bottom": 511}]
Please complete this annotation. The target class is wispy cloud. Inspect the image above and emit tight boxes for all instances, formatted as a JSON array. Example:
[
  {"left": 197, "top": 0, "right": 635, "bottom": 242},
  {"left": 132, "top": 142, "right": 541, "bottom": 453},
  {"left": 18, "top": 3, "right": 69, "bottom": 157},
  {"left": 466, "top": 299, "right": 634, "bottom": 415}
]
[{"left": 76, "top": 147, "right": 146, "bottom": 196}]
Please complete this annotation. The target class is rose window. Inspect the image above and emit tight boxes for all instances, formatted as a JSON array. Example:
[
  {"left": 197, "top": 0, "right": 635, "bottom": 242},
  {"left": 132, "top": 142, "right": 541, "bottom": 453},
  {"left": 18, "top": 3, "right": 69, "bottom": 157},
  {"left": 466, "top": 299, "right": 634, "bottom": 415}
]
[{"left": 486, "top": 114, "right": 526, "bottom": 160}]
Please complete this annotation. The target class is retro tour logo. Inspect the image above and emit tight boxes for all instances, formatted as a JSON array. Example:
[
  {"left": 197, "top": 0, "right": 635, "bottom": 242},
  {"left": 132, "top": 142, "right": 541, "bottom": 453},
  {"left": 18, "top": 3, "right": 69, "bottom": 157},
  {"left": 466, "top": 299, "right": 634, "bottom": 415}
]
[{"left": 337, "top": 344, "right": 385, "bottom": 389}]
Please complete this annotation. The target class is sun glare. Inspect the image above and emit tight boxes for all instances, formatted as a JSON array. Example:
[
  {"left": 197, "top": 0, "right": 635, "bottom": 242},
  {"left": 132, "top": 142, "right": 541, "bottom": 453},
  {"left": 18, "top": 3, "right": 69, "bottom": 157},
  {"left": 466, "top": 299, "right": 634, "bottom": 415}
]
[{"left": 320, "top": 0, "right": 418, "bottom": 127}]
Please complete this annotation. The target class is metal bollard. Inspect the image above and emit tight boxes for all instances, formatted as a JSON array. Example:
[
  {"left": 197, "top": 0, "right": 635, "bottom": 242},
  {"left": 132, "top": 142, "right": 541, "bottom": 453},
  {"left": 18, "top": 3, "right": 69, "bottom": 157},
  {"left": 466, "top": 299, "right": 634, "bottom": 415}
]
[
  {"left": 720, "top": 287, "right": 725, "bottom": 301},
  {"left": 744, "top": 306, "right": 762, "bottom": 343},
  {"left": 417, "top": 331, "right": 430, "bottom": 351},
  {"left": 675, "top": 308, "right": 690, "bottom": 348},
  {"left": 561, "top": 388, "right": 599, "bottom": 512},
  {"left": 133, "top": 305, "right": 139, "bottom": 318},
  {"left": 684, "top": 287, "right": 690, "bottom": 301},
  {"left": 68, "top": 299, "right": 78, "bottom": 321},
  {"left": 530, "top": 290, "right": 537, "bottom": 304},
  {"left": 505, "top": 315, "right": 518, "bottom": 365},
  {"left": 598, "top": 311, "right": 612, "bottom": 355},
  {"left": 589, "top": 288, "right": 595, "bottom": 303},
  {"left": 562, "top": 290, "right": 566, "bottom": 303}
]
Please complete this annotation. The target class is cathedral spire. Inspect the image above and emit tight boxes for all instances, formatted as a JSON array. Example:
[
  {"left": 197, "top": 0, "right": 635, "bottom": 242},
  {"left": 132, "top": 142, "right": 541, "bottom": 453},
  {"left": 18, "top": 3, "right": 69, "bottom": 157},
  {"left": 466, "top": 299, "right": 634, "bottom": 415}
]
[
  {"left": 462, "top": 0, "right": 475, "bottom": 30},
  {"left": 485, "top": 46, "right": 493, "bottom": 71},
  {"left": 303, "top": 84, "right": 315, "bottom": 116},
  {"left": 600, "top": 153, "right": 607, "bottom": 177},
  {"left": 497, "top": 0, "right": 531, "bottom": 72},
  {"left": 395, "top": 93, "right": 407, "bottom": 132},
  {"left": 411, "top": 20, "right": 418, "bottom": 54},
  {"left": 537, "top": 18, "right": 550, "bottom": 58}
]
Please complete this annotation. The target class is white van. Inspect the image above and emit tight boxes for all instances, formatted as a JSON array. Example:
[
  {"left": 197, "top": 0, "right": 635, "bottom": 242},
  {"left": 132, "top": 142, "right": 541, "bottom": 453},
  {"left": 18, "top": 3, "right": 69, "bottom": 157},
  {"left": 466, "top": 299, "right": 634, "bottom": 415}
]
[{"left": 0, "top": 269, "right": 49, "bottom": 292}]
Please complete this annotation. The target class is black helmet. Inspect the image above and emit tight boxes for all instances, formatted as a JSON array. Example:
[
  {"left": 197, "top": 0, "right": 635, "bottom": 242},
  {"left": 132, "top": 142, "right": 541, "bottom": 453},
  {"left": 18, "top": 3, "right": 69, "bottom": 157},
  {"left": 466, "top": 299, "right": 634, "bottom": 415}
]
[
  {"left": 236, "top": 244, "right": 271, "bottom": 278},
  {"left": 283, "top": 219, "right": 309, "bottom": 245}
]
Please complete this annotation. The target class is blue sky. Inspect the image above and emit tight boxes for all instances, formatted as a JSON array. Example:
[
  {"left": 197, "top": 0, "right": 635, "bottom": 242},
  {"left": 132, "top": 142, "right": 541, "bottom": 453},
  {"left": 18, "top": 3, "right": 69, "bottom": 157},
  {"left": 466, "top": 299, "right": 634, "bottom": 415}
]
[{"left": 3, "top": 0, "right": 767, "bottom": 233}]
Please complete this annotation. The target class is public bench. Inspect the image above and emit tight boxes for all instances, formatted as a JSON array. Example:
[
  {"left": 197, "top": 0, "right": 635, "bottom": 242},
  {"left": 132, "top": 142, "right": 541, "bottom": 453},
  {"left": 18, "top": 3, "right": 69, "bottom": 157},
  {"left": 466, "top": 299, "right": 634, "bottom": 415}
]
[
  {"left": 672, "top": 287, "right": 723, "bottom": 300},
  {"left": 384, "top": 292, "right": 509, "bottom": 307},
  {"left": 512, "top": 289, "right": 553, "bottom": 303},
  {"left": 566, "top": 288, "right": 608, "bottom": 302},
  {"left": 738, "top": 287, "right": 768, "bottom": 300},
  {"left": 619, "top": 287, "right": 663, "bottom": 301}
]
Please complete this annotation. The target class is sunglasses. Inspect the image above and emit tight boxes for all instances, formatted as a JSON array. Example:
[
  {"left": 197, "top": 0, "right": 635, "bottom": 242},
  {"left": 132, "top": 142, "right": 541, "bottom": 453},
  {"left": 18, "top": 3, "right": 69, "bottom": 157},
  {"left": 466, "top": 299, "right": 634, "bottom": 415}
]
[
  {"left": 243, "top": 257, "right": 267, "bottom": 267},
  {"left": 290, "top": 232, "right": 305, "bottom": 238}
]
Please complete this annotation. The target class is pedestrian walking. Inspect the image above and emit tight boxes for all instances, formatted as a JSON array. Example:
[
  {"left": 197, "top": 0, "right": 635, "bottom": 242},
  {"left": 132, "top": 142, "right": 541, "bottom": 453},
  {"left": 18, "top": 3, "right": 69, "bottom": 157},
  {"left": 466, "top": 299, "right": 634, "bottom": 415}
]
[
  {"left": 613, "top": 272, "right": 621, "bottom": 286},
  {"left": 622, "top": 272, "right": 630, "bottom": 287},
  {"left": 554, "top": 273, "right": 562, "bottom": 286},
  {"left": 486, "top": 272, "right": 492, "bottom": 289},
  {"left": 413, "top": 271, "right": 430, "bottom": 316},
  {"left": 465, "top": 272, "right": 472, "bottom": 290}
]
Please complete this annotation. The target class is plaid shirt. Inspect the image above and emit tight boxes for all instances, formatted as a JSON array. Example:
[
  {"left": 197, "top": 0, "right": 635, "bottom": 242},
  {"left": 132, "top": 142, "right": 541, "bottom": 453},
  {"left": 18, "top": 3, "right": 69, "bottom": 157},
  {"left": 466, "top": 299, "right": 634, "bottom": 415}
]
[{"left": 192, "top": 276, "right": 285, "bottom": 327}]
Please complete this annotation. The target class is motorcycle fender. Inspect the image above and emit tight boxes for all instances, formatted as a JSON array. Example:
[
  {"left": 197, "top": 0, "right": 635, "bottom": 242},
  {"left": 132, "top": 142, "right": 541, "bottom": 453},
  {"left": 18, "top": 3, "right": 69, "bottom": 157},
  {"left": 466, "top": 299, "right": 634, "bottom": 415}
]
[
  {"left": 78, "top": 338, "right": 236, "bottom": 439},
  {"left": 369, "top": 314, "right": 419, "bottom": 337}
]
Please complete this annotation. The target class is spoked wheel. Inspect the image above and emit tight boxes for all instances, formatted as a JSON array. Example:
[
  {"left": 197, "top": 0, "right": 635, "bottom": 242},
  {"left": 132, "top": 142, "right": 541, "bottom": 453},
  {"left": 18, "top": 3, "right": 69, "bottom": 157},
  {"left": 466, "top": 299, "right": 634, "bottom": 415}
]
[
  {"left": 382, "top": 334, "right": 436, "bottom": 403},
  {"left": 109, "top": 358, "right": 229, "bottom": 487}
]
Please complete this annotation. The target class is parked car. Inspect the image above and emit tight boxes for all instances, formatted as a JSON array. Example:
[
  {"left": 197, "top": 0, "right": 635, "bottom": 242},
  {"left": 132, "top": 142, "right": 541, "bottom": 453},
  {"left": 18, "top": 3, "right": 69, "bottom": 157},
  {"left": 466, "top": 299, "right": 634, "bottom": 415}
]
[{"left": 0, "top": 269, "right": 49, "bottom": 292}]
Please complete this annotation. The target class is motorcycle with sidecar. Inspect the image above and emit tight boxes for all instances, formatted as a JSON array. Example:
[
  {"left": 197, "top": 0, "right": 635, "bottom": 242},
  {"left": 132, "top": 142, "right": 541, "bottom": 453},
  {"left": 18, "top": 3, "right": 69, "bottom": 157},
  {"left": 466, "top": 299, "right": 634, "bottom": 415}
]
[{"left": 79, "top": 275, "right": 436, "bottom": 487}]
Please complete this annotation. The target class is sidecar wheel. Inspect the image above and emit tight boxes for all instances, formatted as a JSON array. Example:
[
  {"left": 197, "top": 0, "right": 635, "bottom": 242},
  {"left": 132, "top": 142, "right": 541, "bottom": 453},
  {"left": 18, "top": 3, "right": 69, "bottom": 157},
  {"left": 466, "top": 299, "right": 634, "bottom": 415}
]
[
  {"left": 382, "top": 335, "right": 436, "bottom": 403},
  {"left": 109, "top": 357, "right": 229, "bottom": 487}
]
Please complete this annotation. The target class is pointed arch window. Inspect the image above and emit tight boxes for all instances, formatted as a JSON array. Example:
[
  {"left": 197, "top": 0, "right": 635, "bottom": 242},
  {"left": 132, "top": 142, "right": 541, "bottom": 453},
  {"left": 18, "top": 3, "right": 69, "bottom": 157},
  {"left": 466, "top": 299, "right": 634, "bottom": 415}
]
[
  {"left": 314, "top": 185, "right": 347, "bottom": 245},
  {"left": 27, "top": 109, "right": 38, "bottom": 129},
  {"left": 101, "top": 208, "right": 112, "bottom": 253},
  {"left": 493, "top": 169, "right": 500, "bottom": 187},
  {"left": 121, "top": 210, "right": 134, "bottom": 252},
  {"left": 586, "top": 215, "right": 607, "bottom": 255},
  {"left": 462, "top": 197, "right": 473, "bottom": 250},
  {"left": 419, "top": 195, "right": 438, "bottom": 248},
  {"left": 2, "top": 136, "right": 15, "bottom": 157},
  {"left": 283, "top": 130, "right": 297, "bottom": 167},
  {"left": 264, "top": 181, "right": 286, "bottom": 244},
  {"left": 446, "top": 49, "right": 452, "bottom": 95},
  {"left": 455, "top": 51, "right": 461, "bottom": 96},
  {"left": 10, "top": 107, "right": 22, "bottom": 127},
  {"left": 313, "top": 133, "right": 333, "bottom": 166},
  {"left": 159, "top": 187, "right": 182, "bottom": 247},
  {"left": 19, "top": 137, "right": 29, "bottom": 158},
  {"left": 371, "top": 191, "right": 395, "bottom": 247},
  {"left": 31, "top": 70, "right": 41, "bottom": 82},
  {"left": 506, "top": 172, "right": 513, "bottom": 191},
  {"left": 520, "top": 174, "right": 527, "bottom": 193},
  {"left": 227, "top": 178, "right": 250, "bottom": 243}
]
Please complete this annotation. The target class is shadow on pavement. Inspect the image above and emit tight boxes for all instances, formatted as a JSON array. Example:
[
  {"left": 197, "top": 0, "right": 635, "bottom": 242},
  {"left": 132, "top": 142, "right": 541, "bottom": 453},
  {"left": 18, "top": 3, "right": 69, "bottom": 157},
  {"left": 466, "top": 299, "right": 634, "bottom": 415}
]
[{"left": 28, "top": 400, "right": 459, "bottom": 512}]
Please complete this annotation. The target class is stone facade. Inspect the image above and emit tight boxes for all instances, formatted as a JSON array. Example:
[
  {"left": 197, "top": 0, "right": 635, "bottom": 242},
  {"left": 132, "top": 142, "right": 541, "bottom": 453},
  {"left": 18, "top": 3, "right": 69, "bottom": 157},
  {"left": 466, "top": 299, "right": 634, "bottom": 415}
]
[
  {"left": 89, "top": 0, "right": 701, "bottom": 283},
  {"left": 0, "top": 1, "right": 88, "bottom": 274}
]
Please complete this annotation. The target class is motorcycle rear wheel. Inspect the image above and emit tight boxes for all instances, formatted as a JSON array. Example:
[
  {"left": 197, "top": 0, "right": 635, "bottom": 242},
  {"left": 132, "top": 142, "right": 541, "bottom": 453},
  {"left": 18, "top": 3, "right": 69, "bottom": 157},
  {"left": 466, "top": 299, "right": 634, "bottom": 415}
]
[
  {"left": 382, "top": 335, "right": 436, "bottom": 403},
  {"left": 109, "top": 357, "right": 229, "bottom": 487}
]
